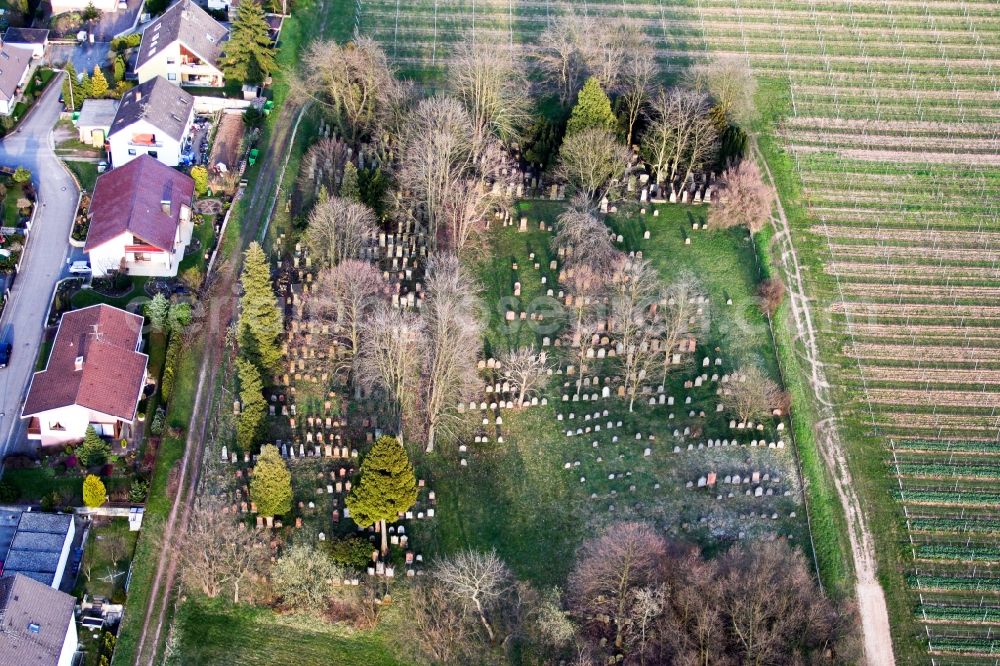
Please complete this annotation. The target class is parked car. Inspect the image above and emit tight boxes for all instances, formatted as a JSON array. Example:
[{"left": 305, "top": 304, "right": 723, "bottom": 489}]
[
  {"left": 0, "top": 342, "right": 11, "bottom": 369},
  {"left": 69, "top": 261, "right": 91, "bottom": 274}
]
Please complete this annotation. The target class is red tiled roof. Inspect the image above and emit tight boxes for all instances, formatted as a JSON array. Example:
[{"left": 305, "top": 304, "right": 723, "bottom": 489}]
[
  {"left": 21, "top": 305, "right": 148, "bottom": 422},
  {"left": 85, "top": 155, "right": 194, "bottom": 252}
]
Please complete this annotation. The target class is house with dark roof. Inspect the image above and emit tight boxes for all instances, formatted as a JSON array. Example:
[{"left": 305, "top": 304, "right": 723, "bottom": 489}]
[
  {"left": 22, "top": 304, "right": 149, "bottom": 447},
  {"left": 3, "top": 28, "right": 49, "bottom": 60},
  {"left": 135, "top": 0, "right": 228, "bottom": 88},
  {"left": 84, "top": 155, "right": 195, "bottom": 277},
  {"left": 108, "top": 75, "right": 194, "bottom": 167},
  {"left": 0, "top": 43, "right": 33, "bottom": 116},
  {"left": 0, "top": 574, "right": 77, "bottom": 666},
  {"left": 0, "top": 513, "right": 75, "bottom": 589}
]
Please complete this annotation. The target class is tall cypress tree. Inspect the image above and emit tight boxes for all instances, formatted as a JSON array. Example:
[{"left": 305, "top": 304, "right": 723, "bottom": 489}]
[
  {"left": 237, "top": 359, "right": 267, "bottom": 452},
  {"left": 89, "top": 65, "right": 109, "bottom": 98},
  {"left": 566, "top": 77, "right": 618, "bottom": 136},
  {"left": 239, "top": 242, "right": 283, "bottom": 374},
  {"left": 250, "top": 444, "right": 292, "bottom": 517},
  {"left": 346, "top": 436, "right": 418, "bottom": 555},
  {"left": 220, "top": 1, "right": 277, "bottom": 85}
]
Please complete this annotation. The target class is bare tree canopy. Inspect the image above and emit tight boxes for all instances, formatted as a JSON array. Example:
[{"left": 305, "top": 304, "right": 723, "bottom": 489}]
[
  {"left": 300, "top": 37, "right": 396, "bottom": 141},
  {"left": 306, "top": 260, "right": 387, "bottom": 378},
  {"left": 619, "top": 49, "right": 657, "bottom": 147},
  {"left": 642, "top": 88, "right": 718, "bottom": 186},
  {"left": 658, "top": 270, "right": 706, "bottom": 386},
  {"left": 608, "top": 258, "right": 663, "bottom": 412},
  {"left": 499, "top": 348, "right": 551, "bottom": 406},
  {"left": 552, "top": 204, "right": 620, "bottom": 274},
  {"left": 294, "top": 137, "right": 349, "bottom": 215},
  {"left": 421, "top": 253, "right": 483, "bottom": 451},
  {"left": 304, "top": 196, "right": 377, "bottom": 268},
  {"left": 557, "top": 128, "right": 632, "bottom": 200},
  {"left": 688, "top": 56, "right": 758, "bottom": 127},
  {"left": 435, "top": 549, "right": 514, "bottom": 644},
  {"left": 357, "top": 305, "right": 425, "bottom": 446},
  {"left": 536, "top": 10, "right": 590, "bottom": 105},
  {"left": 450, "top": 35, "right": 531, "bottom": 143},
  {"left": 177, "top": 498, "right": 269, "bottom": 604},
  {"left": 722, "top": 365, "right": 784, "bottom": 423},
  {"left": 399, "top": 96, "right": 511, "bottom": 253},
  {"left": 708, "top": 160, "right": 775, "bottom": 233},
  {"left": 567, "top": 523, "right": 858, "bottom": 665}
]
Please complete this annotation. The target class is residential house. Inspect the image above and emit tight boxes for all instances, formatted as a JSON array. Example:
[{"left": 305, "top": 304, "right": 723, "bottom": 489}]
[
  {"left": 135, "top": 0, "right": 228, "bottom": 88},
  {"left": 3, "top": 28, "right": 49, "bottom": 60},
  {"left": 0, "top": 513, "right": 75, "bottom": 589},
  {"left": 108, "top": 75, "right": 194, "bottom": 167},
  {"left": 0, "top": 574, "right": 77, "bottom": 666},
  {"left": 0, "top": 44, "right": 33, "bottom": 116},
  {"left": 76, "top": 98, "right": 118, "bottom": 148},
  {"left": 22, "top": 304, "right": 149, "bottom": 447},
  {"left": 85, "top": 154, "right": 195, "bottom": 277}
]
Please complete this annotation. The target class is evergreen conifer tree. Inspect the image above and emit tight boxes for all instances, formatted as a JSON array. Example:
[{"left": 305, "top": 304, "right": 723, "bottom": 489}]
[
  {"left": 220, "top": 1, "right": 277, "bottom": 85},
  {"left": 250, "top": 444, "right": 292, "bottom": 517},
  {"left": 89, "top": 65, "right": 109, "bottom": 98},
  {"left": 236, "top": 359, "right": 267, "bottom": 451},
  {"left": 239, "top": 242, "right": 283, "bottom": 373},
  {"left": 346, "top": 436, "right": 418, "bottom": 554},
  {"left": 566, "top": 77, "right": 618, "bottom": 136}
]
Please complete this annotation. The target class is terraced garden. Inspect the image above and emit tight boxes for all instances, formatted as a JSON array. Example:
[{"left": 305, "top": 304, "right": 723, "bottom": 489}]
[{"left": 356, "top": 0, "right": 1000, "bottom": 662}]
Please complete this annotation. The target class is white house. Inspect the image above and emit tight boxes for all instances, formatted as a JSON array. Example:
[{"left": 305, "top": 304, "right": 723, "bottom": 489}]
[
  {"left": 2, "top": 28, "right": 49, "bottom": 60},
  {"left": 135, "top": 0, "right": 228, "bottom": 88},
  {"left": 85, "top": 154, "right": 195, "bottom": 277},
  {"left": 0, "top": 574, "right": 77, "bottom": 666},
  {"left": 108, "top": 75, "right": 194, "bottom": 167},
  {"left": 22, "top": 304, "right": 148, "bottom": 447},
  {"left": 0, "top": 44, "right": 33, "bottom": 116}
]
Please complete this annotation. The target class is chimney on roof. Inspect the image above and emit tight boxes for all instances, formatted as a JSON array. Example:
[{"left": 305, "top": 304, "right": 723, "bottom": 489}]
[
  {"left": 161, "top": 198, "right": 171, "bottom": 215},
  {"left": 74, "top": 355, "right": 84, "bottom": 371}
]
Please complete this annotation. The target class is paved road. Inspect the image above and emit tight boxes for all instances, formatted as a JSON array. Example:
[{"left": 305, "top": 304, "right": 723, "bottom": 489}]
[{"left": 0, "top": 72, "right": 80, "bottom": 458}]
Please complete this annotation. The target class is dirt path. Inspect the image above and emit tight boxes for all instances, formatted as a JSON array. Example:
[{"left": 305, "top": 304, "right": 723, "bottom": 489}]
[
  {"left": 754, "top": 140, "right": 895, "bottom": 666},
  {"left": 130, "top": 98, "right": 305, "bottom": 666}
]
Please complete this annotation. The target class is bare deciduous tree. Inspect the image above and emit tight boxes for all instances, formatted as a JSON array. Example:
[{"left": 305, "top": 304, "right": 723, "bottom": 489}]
[
  {"left": 619, "top": 49, "right": 656, "bottom": 147},
  {"left": 658, "top": 271, "right": 706, "bottom": 386},
  {"left": 421, "top": 254, "right": 483, "bottom": 452},
  {"left": 436, "top": 137, "right": 513, "bottom": 253},
  {"left": 642, "top": 89, "right": 718, "bottom": 186},
  {"left": 304, "top": 196, "right": 377, "bottom": 268},
  {"left": 357, "top": 305, "right": 425, "bottom": 447},
  {"left": 757, "top": 277, "right": 786, "bottom": 316},
  {"left": 552, "top": 204, "right": 620, "bottom": 274},
  {"left": 609, "top": 258, "right": 663, "bottom": 412},
  {"left": 557, "top": 128, "right": 632, "bottom": 200},
  {"left": 405, "top": 577, "right": 476, "bottom": 664},
  {"left": 537, "top": 10, "right": 589, "bottom": 104},
  {"left": 294, "top": 137, "right": 348, "bottom": 214},
  {"left": 177, "top": 498, "right": 269, "bottom": 604},
  {"left": 500, "top": 347, "right": 551, "bottom": 406},
  {"left": 307, "top": 260, "right": 387, "bottom": 379},
  {"left": 722, "top": 365, "right": 783, "bottom": 423},
  {"left": 300, "top": 37, "right": 396, "bottom": 141},
  {"left": 568, "top": 523, "right": 668, "bottom": 651},
  {"left": 708, "top": 160, "right": 775, "bottom": 233},
  {"left": 435, "top": 549, "right": 514, "bottom": 644},
  {"left": 688, "top": 56, "right": 758, "bottom": 127},
  {"left": 450, "top": 35, "right": 531, "bottom": 143}
]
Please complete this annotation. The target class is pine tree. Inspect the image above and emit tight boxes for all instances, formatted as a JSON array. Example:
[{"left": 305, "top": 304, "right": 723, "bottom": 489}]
[
  {"left": 83, "top": 475, "right": 107, "bottom": 508},
  {"left": 79, "top": 73, "right": 93, "bottom": 102},
  {"left": 236, "top": 359, "right": 267, "bottom": 451},
  {"left": 90, "top": 65, "right": 109, "bottom": 99},
  {"left": 250, "top": 444, "right": 292, "bottom": 517},
  {"left": 220, "top": 1, "right": 277, "bottom": 85},
  {"left": 566, "top": 77, "right": 618, "bottom": 136},
  {"left": 78, "top": 425, "right": 111, "bottom": 467},
  {"left": 113, "top": 56, "right": 126, "bottom": 83},
  {"left": 145, "top": 293, "right": 170, "bottom": 332},
  {"left": 339, "top": 162, "right": 360, "bottom": 201},
  {"left": 346, "top": 436, "right": 418, "bottom": 555},
  {"left": 239, "top": 242, "right": 283, "bottom": 373}
]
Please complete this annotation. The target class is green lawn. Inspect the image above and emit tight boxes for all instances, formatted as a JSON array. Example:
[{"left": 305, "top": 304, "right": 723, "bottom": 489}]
[
  {"left": 167, "top": 598, "right": 405, "bottom": 666},
  {"left": 178, "top": 217, "right": 216, "bottom": 276},
  {"left": 2, "top": 180, "right": 27, "bottom": 227},
  {"left": 74, "top": 518, "right": 138, "bottom": 601},
  {"left": 71, "top": 277, "right": 149, "bottom": 310},
  {"left": 64, "top": 160, "right": 100, "bottom": 191},
  {"left": 2, "top": 466, "right": 129, "bottom": 505}
]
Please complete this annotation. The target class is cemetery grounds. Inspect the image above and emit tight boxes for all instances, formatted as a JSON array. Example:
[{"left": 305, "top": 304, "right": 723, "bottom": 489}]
[{"left": 355, "top": 0, "right": 1000, "bottom": 663}]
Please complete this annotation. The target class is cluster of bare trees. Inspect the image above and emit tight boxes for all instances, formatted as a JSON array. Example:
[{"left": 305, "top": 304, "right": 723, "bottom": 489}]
[
  {"left": 398, "top": 527, "right": 856, "bottom": 665},
  {"left": 304, "top": 196, "right": 378, "bottom": 268},
  {"left": 721, "top": 365, "right": 787, "bottom": 423},
  {"left": 564, "top": 523, "right": 858, "bottom": 665}
]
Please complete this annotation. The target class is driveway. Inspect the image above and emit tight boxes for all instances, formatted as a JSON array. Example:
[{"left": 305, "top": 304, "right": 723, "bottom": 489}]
[
  {"left": 48, "top": 41, "right": 110, "bottom": 74},
  {"left": 0, "top": 71, "right": 80, "bottom": 457}
]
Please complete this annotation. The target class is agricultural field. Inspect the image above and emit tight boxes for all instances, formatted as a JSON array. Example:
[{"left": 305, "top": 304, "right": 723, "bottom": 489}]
[{"left": 354, "top": 0, "right": 1000, "bottom": 663}]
